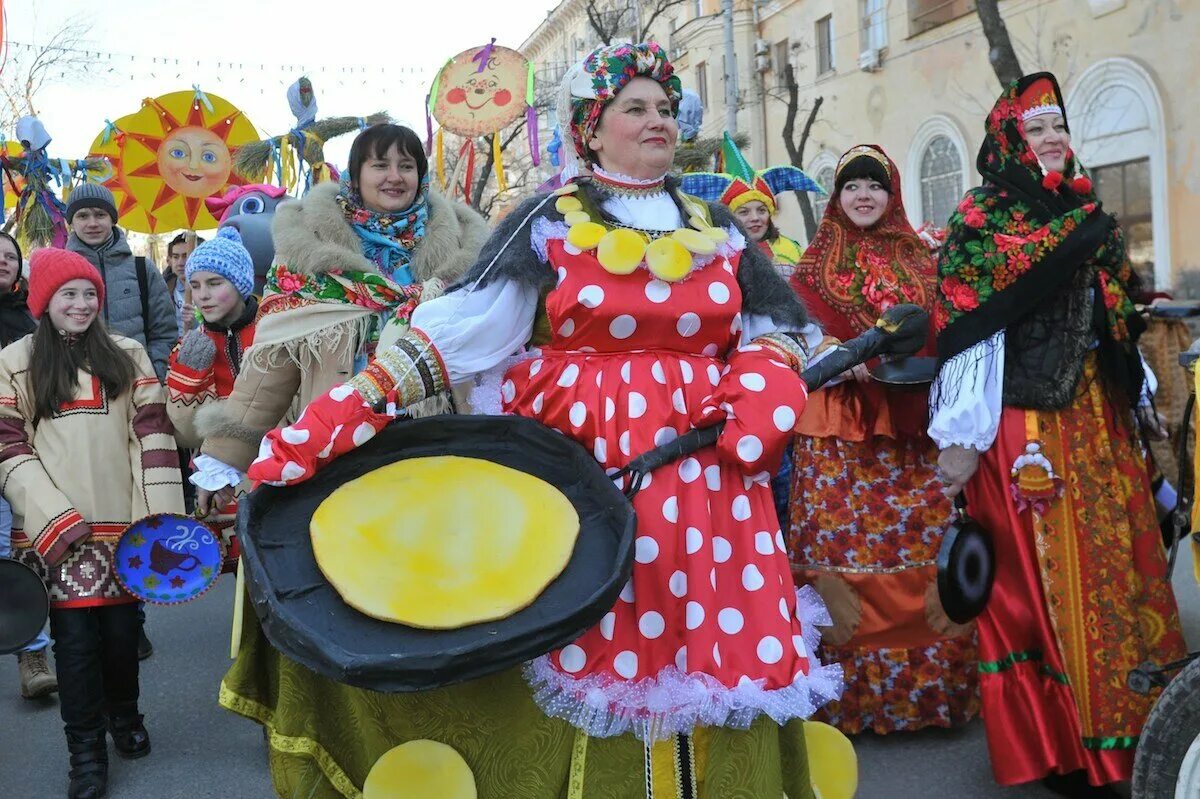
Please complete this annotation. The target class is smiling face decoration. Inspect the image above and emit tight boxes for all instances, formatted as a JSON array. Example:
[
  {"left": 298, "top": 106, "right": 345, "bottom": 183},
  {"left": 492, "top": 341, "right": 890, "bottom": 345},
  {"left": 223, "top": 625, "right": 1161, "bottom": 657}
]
[
  {"left": 87, "top": 90, "right": 258, "bottom": 232},
  {"left": 432, "top": 45, "right": 530, "bottom": 137}
]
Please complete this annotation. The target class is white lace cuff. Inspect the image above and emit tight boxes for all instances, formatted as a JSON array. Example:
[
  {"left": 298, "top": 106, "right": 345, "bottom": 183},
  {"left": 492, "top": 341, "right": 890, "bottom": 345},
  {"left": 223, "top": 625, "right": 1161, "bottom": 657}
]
[{"left": 190, "top": 453, "right": 243, "bottom": 492}]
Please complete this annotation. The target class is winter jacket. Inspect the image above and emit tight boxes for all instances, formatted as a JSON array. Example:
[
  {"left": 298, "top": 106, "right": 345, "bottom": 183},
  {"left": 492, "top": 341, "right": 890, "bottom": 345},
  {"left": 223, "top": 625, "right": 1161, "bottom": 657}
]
[
  {"left": 167, "top": 298, "right": 257, "bottom": 570},
  {"left": 198, "top": 183, "right": 488, "bottom": 471},
  {"left": 0, "top": 334, "right": 183, "bottom": 608},
  {"left": 0, "top": 286, "right": 35, "bottom": 348},
  {"left": 66, "top": 229, "right": 178, "bottom": 381},
  {"left": 166, "top": 297, "right": 258, "bottom": 449}
]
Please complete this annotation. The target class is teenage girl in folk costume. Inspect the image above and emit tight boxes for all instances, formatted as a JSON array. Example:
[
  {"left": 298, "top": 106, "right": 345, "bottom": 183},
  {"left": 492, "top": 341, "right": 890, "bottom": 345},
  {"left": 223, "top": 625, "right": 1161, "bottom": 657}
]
[
  {"left": 931, "top": 73, "right": 1185, "bottom": 797},
  {"left": 787, "top": 144, "right": 979, "bottom": 736},
  {"left": 0, "top": 248, "right": 183, "bottom": 799}
]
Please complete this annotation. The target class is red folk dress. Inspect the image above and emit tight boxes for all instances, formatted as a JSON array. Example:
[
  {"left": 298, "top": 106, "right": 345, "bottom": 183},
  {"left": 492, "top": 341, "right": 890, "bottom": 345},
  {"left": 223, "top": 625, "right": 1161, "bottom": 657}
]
[{"left": 505, "top": 228, "right": 840, "bottom": 737}]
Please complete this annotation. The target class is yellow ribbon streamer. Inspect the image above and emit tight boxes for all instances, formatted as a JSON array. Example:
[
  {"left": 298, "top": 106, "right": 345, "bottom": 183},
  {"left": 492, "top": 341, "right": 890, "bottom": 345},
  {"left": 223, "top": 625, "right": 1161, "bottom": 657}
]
[
  {"left": 435, "top": 129, "right": 446, "bottom": 192},
  {"left": 493, "top": 131, "right": 507, "bottom": 195}
]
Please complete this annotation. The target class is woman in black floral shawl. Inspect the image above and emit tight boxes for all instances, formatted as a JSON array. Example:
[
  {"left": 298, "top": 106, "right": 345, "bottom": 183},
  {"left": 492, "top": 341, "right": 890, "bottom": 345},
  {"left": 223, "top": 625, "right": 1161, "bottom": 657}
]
[{"left": 927, "top": 72, "right": 1185, "bottom": 797}]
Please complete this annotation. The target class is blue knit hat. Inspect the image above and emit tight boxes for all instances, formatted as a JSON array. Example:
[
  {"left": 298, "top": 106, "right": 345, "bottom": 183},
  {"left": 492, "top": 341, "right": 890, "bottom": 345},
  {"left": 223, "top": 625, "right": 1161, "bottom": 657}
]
[{"left": 185, "top": 227, "right": 255, "bottom": 299}]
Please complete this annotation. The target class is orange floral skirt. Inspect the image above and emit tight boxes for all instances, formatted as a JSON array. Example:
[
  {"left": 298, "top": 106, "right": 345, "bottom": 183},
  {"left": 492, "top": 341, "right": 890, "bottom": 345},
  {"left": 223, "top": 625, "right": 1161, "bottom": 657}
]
[{"left": 788, "top": 434, "right": 979, "bottom": 734}]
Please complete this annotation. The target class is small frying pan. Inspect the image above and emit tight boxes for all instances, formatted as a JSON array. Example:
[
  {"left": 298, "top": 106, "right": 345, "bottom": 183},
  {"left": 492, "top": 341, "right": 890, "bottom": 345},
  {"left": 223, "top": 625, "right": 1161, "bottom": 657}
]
[
  {"left": 936, "top": 495, "right": 995, "bottom": 625},
  {"left": 0, "top": 559, "right": 50, "bottom": 655}
]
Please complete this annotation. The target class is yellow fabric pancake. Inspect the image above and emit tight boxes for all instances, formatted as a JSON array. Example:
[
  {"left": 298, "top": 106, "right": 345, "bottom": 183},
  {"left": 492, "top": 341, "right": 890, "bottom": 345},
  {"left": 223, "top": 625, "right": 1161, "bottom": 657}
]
[
  {"left": 311, "top": 456, "right": 580, "bottom": 629},
  {"left": 363, "top": 739, "right": 477, "bottom": 799}
]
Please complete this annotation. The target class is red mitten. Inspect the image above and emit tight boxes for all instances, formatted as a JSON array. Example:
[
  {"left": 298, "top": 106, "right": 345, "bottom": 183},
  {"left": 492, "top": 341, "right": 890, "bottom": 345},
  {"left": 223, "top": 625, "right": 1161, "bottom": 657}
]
[
  {"left": 247, "top": 382, "right": 391, "bottom": 486},
  {"left": 691, "top": 343, "right": 808, "bottom": 475}
]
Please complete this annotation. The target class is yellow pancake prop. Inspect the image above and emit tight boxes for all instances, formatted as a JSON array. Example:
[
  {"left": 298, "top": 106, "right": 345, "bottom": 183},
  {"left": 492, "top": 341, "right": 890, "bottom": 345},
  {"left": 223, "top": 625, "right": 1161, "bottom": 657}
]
[
  {"left": 363, "top": 740, "right": 477, "bottom": 799},
  {"left": 804, "top": 721, "right": 858, "bottom": 799},
  {"left": 311, "top": 456, "right": 580, "bottom": 629},
  {"left": 88, "top": 89, "right": 259, "bottom": 233}
]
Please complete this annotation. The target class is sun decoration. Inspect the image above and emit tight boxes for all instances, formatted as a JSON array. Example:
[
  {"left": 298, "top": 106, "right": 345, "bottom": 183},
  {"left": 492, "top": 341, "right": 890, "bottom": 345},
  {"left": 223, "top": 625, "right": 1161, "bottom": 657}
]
[{"left": 87, "top": 89, "right": 258, "bottom": 233}]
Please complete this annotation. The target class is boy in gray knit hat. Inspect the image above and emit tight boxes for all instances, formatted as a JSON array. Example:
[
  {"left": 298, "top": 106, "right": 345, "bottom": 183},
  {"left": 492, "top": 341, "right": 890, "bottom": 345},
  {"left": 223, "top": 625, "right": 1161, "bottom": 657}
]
[{"left": 65, "top": 183, "right": 177, "bottom": 382}]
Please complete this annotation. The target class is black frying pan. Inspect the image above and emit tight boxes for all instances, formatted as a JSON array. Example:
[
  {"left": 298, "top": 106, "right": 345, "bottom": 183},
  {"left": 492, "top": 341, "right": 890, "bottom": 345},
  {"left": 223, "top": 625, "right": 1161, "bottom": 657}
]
[
  {"left": 936, "top": 495, "right": 995, "bottom": 624},
  {"left": 0, "top": 559, "right": 49, "bottom": 655},
  {"left": 238, "top": 304, "right": 930, "bottom": 692}
]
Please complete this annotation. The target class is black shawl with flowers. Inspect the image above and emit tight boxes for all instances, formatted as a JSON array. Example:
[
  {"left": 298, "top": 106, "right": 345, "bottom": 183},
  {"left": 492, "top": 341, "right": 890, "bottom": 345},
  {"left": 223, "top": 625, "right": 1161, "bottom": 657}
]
[{"left": 934, "top": 72, "right": 1144, "bottom": 409}]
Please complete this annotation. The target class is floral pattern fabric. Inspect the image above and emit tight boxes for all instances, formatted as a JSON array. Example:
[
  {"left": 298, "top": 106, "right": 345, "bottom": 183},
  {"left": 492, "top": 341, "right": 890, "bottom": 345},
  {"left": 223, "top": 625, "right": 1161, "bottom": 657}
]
[
  {"left": 934, "top": 73, "right": 1143, "bottom": 376},
  {"left": 789, "top": 146, "right": 936, "bottom": 346},
  {"left": 788, "top": 434, "right": 978, "bottom": 734}
]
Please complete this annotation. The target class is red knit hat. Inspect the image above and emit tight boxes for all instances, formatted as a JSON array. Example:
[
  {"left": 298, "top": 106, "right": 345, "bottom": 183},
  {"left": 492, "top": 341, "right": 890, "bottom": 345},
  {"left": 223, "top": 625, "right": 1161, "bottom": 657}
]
[{"left": 27, "top": 248, "right": 105, "bottom": 320}]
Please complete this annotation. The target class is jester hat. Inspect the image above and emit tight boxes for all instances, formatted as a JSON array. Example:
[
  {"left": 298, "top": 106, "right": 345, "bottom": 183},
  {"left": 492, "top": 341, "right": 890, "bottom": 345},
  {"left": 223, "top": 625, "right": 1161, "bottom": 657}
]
[{"left": 679, "top": 133, "right": 823, "bottom": 215}]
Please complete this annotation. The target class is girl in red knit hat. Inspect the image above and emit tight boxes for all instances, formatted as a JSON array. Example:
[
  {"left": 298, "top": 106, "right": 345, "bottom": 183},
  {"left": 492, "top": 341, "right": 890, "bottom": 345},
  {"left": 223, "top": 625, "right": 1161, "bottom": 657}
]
[{"left": 0, "top": 247, "right": 183, "bottom": 799}]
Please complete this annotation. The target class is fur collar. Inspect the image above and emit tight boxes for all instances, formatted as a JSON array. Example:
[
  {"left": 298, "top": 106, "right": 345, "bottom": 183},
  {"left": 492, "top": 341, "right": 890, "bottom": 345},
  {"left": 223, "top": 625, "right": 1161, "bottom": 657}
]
[{"left": 270, "top": 182, "right": 490, "bottom": 285}]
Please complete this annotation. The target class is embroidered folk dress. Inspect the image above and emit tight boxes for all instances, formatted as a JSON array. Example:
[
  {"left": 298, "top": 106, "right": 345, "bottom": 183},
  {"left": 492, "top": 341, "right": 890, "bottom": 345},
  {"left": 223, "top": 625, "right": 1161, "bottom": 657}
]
[
  {"left": 227, "top": 171, "right": 842, "bottom": 799},
  {"left": 929, "top": 74, "right": 1185, "bottom": 787},
  {"left": 786, "top": 147, "right": 978, "bottom": 735}
]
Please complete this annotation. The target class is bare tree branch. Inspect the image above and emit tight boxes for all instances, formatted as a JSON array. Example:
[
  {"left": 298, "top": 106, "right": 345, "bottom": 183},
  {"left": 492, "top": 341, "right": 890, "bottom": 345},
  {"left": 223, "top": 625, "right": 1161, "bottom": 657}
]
[
  {"left": 780, "top": 63, "right": 823, "bottom": 240},
  {"left": 639, "top": 0, "right": 688, "bottom": 41},
  {"left": 0, "top": 20, "right": 96, "bottom": 130},
  {"left": 975, "top": 0, "right": 1023, "bottom": 87}
]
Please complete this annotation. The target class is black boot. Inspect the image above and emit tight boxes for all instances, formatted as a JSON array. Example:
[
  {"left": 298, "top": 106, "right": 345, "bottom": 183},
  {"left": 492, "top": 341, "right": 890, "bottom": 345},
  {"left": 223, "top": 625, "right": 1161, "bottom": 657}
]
[
  {"left": 107, "top": 713, "right": 151, "bottom": 759},
  {"left": 1040, "top": 771, "right": 1122, "bottom": 798},
  {"left": 66, "top": 731, "right": 107, "bottom": 799}
]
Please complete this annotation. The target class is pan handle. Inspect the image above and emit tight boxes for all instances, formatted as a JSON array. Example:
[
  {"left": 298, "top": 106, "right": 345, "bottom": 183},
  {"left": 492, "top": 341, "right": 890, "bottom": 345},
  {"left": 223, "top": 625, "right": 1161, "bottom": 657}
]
[{"left": 614, "top": 304, "right": 930, "bottom": 498}]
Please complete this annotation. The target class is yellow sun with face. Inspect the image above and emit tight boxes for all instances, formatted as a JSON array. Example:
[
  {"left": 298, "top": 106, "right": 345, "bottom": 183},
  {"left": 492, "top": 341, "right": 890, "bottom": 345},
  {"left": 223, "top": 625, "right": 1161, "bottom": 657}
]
[{"left": 88, "top": 91, "right": 258, "bottom": 232}]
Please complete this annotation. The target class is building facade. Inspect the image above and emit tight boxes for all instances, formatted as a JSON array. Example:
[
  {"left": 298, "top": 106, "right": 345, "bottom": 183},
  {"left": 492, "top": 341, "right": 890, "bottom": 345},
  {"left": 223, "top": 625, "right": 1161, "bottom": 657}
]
[{"left": 521, "top": 0, "right": 1196, "bottom": 289}]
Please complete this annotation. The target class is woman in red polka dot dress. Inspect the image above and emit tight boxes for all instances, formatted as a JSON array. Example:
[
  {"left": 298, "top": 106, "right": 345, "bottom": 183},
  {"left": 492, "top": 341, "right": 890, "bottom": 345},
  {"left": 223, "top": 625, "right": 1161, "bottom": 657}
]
[{"left": 240, "top": 43, "right": 842, "bottom": 798}]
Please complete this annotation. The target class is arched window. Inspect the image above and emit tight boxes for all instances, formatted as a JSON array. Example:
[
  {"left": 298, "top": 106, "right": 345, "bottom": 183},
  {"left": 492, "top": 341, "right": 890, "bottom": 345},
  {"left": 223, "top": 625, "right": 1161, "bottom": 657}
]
[
  {"left": 905, "top": 115, "right": 971, "bottom": 230},
  {"left": 1067, "top": 58, "right": 1170, "bottom": 289},
  {"left": 918, "top": 135, "right": 964, "bottom": 228}
]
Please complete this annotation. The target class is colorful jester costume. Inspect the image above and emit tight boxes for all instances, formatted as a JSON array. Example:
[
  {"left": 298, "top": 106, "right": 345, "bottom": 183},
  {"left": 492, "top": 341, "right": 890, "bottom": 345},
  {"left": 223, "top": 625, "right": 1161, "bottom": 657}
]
[{"left": 679, "top": 133, "right": 820, "bottom": 280}]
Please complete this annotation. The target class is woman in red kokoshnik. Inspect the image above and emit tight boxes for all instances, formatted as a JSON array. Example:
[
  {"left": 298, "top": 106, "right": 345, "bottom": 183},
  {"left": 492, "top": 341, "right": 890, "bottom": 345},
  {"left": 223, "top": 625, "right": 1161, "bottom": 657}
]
[{"left": 931, "top": 73, "right": 1184, "bottom": 797}]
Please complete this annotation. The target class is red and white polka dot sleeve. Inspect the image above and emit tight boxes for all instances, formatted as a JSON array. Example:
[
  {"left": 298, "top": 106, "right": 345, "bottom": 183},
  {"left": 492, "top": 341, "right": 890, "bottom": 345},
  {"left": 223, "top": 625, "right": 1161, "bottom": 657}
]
[
  {"left": 690, "top": 344, "right": 808, "bottom": 476},
  {"left": 246, "top": 382, "right": 391, "bottom": 487}
]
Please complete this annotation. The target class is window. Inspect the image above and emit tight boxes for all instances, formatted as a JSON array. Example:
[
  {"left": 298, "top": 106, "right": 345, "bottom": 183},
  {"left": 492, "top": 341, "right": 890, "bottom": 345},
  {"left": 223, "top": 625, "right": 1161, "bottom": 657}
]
[
  {"left": 816, "top": 15, "right": 834, "bottom": 75},
  {"left": 1094, "top": 158, "right": 1155, "bottom": 287},
  {"left": 695, "top": 62, "right": 708, "bottom": 108},
  {"left": 919, "top": 135, "right": 964, "bottom": 227},
  {"left": 774, "top": 39, "right": 791, "bottom": 88},
  {"left": 861, "top": 0, "right": 887, "bottom": 51},
  {"left": 812, "top": 165, "right": 836, "bottom": 220},
  {"left": 909, "top": 0, "right": 976, "bottom": 36}
]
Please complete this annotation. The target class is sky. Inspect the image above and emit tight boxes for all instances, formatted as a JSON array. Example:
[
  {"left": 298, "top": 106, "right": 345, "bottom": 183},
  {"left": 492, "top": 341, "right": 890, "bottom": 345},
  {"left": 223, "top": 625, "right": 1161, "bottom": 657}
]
[{"left": 4, "top": 0, "right": 553, "bottom": 174}]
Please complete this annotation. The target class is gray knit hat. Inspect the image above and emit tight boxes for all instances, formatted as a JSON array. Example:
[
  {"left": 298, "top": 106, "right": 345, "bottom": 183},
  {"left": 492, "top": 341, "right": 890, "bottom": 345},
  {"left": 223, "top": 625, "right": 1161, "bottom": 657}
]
[{"left": 65, "top": 183, "right": 118, "bottom": 223}]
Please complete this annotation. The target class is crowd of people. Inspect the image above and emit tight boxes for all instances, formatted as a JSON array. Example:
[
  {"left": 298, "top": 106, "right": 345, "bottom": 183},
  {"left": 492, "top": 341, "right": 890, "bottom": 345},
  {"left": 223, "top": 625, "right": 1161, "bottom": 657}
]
[{"left": 0, "top": 41, "right": 1187, "bottom": 799}]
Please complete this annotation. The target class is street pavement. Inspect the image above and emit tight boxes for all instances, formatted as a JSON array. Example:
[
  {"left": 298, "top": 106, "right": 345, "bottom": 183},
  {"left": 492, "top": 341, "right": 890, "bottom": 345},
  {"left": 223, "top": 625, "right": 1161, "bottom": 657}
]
[{"left": 3, "top": 545, "right": 1198, "bottom": 799}]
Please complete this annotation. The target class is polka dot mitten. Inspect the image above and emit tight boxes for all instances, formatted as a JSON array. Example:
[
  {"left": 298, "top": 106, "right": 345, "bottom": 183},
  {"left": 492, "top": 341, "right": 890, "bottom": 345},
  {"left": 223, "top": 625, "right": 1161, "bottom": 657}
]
[{"left": 691, "top": 341, "right": 808, "bottom": 476}]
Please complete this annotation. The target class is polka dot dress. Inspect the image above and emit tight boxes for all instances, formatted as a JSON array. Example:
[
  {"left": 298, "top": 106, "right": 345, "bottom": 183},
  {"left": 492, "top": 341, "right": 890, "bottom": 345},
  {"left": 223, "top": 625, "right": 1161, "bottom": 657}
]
[{"left": 505, "top": 235, "right": 841, "bottom": 738}]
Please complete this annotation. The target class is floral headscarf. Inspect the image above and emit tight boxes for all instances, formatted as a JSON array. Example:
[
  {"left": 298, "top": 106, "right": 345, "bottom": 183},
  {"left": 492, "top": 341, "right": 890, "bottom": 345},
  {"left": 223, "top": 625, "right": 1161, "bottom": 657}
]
[
  {"left": 333, "top": 170, "right": 429, "bottom": 285},
  {"left": 566, "top": 42, "right": 683, "bottom": 164},
  {"left": 934, "top": 72, "right": 1144, "bottom": 405},
  {"left": 790, "top": 145, "right": 936, "bottom": 347}
]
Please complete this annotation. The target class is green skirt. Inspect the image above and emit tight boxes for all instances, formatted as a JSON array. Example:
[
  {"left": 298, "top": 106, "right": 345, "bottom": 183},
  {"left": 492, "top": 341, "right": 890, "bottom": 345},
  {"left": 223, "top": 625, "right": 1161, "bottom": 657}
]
[{"left": 220, "top": 611, "right": 815, "bottom": 799}]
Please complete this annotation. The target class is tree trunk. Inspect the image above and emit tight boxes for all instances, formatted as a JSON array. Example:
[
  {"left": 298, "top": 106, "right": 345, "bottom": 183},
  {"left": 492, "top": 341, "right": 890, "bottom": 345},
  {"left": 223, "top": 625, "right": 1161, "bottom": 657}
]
[
  {"left": 781, "top": 63, "right": 823, "bottom": 241},
  {"left": 975, "top": 0, "right": 1024, "bottom": 87}
]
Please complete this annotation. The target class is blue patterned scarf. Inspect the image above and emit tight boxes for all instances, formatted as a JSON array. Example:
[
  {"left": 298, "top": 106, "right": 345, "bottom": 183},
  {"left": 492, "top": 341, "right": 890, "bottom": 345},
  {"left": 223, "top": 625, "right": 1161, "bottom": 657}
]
[{"left": 335, "top": 172, "right": 429, "bottom": 284}]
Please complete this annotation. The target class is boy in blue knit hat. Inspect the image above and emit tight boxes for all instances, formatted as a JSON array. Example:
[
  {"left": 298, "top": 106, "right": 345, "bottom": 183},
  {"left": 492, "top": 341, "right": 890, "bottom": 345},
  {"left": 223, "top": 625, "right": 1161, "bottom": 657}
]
[{"left": 165, "top": 227, "right": 259, "bottom": 572}]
